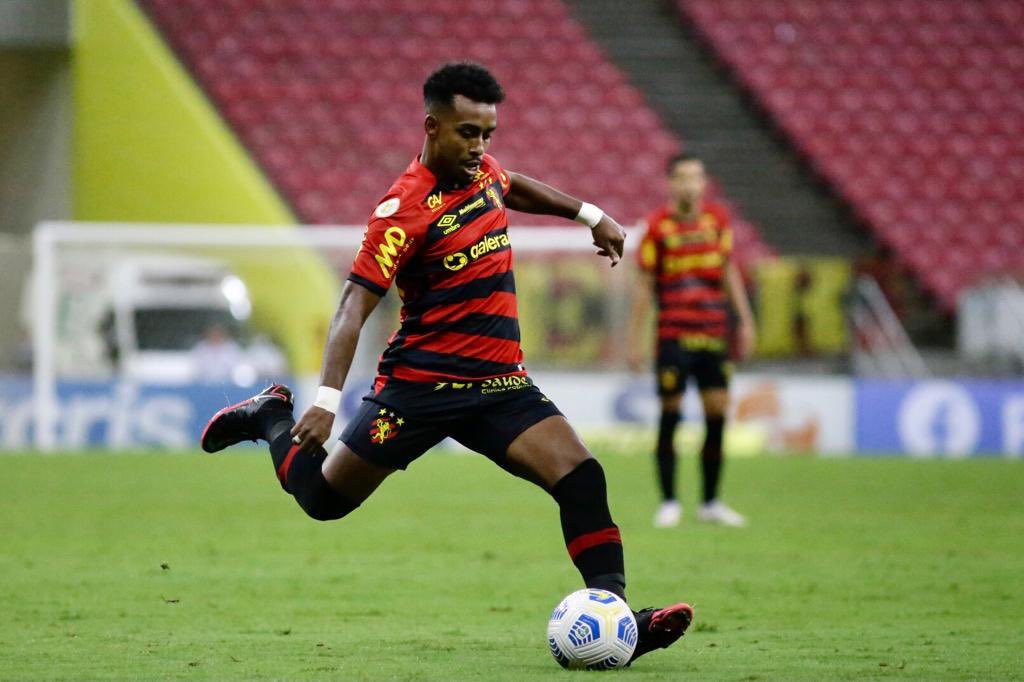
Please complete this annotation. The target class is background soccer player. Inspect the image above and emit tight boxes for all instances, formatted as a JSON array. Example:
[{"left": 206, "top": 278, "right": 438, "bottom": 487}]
[
  {"left": 629, "top": 153, "right": 756, "bottom": 528},
  {"left": 202, "top": 63, "right": 694, "bottom": 663}
]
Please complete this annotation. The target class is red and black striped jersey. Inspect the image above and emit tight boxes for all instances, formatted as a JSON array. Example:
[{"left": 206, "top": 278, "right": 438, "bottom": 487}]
[
  {"left": 638, "top": 202, "right": 733, "bottom": 343},
  {"left": 348, "top": 154, "right": 523, "bottom": 387}
]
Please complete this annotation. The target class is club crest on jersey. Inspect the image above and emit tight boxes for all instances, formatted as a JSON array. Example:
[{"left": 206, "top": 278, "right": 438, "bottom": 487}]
[
  {"left": 486, "top": 186, "right": 503, "bottom": 209},
  {"left": 426, "top": 191, "right": 444, "bottom": 211},
  {"left": 370, "top": 408, "right": 404, "bottom": 444},
  {"left": 374, "top": 197, "right": 400, "bottom": 218},
  {"left": 374, "top": 226, "right": 411, "bottom": 279}
]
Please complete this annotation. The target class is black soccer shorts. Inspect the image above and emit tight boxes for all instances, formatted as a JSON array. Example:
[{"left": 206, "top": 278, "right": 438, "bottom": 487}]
[
  {"left": 655, "top": 338, "right": 732, "bottom": 396},
  {"left": 340, "top": 375, "right": 563, "bottom": 470}
]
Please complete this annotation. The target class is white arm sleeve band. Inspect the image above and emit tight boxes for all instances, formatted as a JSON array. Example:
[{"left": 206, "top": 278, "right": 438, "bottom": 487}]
[
  {"left": 574, "top": 202, "right": 604, "bottom": 229},
  {"left": 313, "top": 386, "right": 342, "bottom": 414}
]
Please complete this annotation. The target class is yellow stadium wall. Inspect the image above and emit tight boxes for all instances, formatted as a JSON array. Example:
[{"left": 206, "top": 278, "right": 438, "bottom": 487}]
[{"left": 72, "top": 0, "right": 337, "bottom": 372}]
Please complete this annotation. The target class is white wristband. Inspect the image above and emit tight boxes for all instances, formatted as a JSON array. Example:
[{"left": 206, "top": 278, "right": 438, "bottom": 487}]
[
  {"left": 574, "top": 202, "right": 604, "bottom": 229},
  {"left": 313, "top": 386, "right": 342, "bottom": 414}
]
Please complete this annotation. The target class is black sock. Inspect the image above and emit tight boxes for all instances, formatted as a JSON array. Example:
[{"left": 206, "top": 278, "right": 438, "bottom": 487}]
[
  {"left": 267, "top": 432, "right": 360, "bottom": 521},
  {"left": 551, "top": 459, "right": 626, "bottom": 600},
  {"left": 701, "top": 415, "right": 725, "bottom": 503},
  {"left": 656, "top": 410, "right": 680, "bottom": 501}
]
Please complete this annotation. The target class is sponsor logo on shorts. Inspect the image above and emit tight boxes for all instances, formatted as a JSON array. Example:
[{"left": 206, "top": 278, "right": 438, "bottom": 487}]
[
  {"left": 373, "top": 226, "right": 412, "bottom": 279},
  {"left": 679, "top": 335, "right": 727, "bottom": 352},
  {"left": 480, "top": 375, "right": 531, "bottom": 395},
  {"left": 432, "top": 376, "right": 532, "bottom": 395},
  {"left": 370, "top": 407, "right": 404, "bottom": 444},
  {"left": 434, "top": 382, "right": 474, "bottom": 390}
]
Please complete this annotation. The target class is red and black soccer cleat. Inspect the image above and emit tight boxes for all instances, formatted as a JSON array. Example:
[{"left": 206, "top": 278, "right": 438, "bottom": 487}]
[
  {"left": 200, "top": 384, "right": 293, "bottom": 453},
  {"left": 628, "top": 602, "right": 695, "bottom": 663}
]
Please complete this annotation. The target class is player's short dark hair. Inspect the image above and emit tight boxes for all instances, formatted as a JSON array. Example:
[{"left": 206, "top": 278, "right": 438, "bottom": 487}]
[
  {"left": 666, "top": 152, "right": 702, "bottom": 175},
  {"left": 423, "top": 62, "right": 505, "bottom": 110}
]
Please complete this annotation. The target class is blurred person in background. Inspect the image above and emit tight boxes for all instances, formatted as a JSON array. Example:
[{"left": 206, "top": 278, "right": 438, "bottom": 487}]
[
  {"left": 190, "top": 323, "right": 243, "bottom": 382},
  {"left": 629, "top": 153, "right": 756, "bottom": 528}
]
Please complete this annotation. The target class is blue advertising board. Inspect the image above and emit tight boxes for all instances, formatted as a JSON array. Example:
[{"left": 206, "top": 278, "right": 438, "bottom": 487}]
[
  {"left": 0, "top": 375, "right": 375, "bottom": 450},
  {"left": 855, "top": 380, "right": 1024, "bottom": 457}
]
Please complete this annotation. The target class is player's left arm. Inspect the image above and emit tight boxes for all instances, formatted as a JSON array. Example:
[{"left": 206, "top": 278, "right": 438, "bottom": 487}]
[
  {"left": 724, "top": 258, "right": 757, "bottom": 360},
  {"left": 505, "top": 171, "right": 625, "bottom": 267}
]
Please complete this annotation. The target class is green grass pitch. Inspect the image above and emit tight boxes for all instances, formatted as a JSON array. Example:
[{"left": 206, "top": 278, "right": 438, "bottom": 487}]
[{"left": 1, "top": 448, "right": 1021, "bottom": 680}]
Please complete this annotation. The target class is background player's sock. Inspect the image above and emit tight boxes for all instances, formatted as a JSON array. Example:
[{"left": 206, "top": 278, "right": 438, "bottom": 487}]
[
  {"left": 551, "top": 458, "right": 626, "bottom": 599},
  {"left": 656, "top": 410, "right": 680, "bottom": 501},
  {"left": 701, "top": 415, "right": 725, "bottom": 503},
  {"left": 268, "top": 432, "right": 359, "bottom": 521}
]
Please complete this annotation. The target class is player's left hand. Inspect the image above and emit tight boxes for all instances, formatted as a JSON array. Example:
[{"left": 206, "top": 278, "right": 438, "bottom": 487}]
[
  {"left": 592, "top": 215, "right": 626, "bottom": 267},
  {"left": 290, "top": 405, "right": 335, "bottom": 451},
  {"left": 737, "top": 320, "right": 757, "bottom": 360}
]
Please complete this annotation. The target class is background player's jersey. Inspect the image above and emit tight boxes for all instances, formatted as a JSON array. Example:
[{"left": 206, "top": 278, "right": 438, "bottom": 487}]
[
  {"left": 638, "top": 202, "right": 732, "bottom": 345},
  {"left": 348, "top": 154, "right": 524, "bottom": 387}
]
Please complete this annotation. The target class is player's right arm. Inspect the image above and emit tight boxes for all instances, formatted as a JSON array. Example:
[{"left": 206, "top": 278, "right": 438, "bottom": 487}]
[
  {"left": 290, "top": 282, "right": 382, "bottom": 450},
  {"left": 291, "top": 206, "right": 419, "bottom": 450}
]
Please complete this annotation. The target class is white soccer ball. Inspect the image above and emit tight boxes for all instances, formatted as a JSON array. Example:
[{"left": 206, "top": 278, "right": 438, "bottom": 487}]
[{"left": 546, "top": 588, "right": 638, "bottom": 670}]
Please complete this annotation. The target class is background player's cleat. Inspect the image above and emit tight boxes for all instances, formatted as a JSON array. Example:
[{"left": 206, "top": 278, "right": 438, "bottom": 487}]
[
  {"left": 200, "top": 384, "right": 293, "bottom": 453},
  {"left": 653, "top": 499, "right": 682, "bottom": 528},
  {"left": 697, "top": 499, "right": 747, "bottom": 527},
  {"left": 628, "top": 602, "right": 694, "bottom": 663}
]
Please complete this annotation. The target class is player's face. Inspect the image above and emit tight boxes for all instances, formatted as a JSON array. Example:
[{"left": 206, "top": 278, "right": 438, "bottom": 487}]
[
  {"left": 426, "top": 94, "right": 497, "bottom": 187},
  {"left": 668, "top": 159, "right": 706, "bottom": 206}
]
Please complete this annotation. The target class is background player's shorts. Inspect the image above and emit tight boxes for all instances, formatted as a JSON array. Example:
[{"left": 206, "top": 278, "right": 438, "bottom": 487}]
[
  {"left": 340, "top": 375, "right": 563, "bottom": 470},
  {"left": 655, "top": 338, "right": 732, "bottom": 395}
]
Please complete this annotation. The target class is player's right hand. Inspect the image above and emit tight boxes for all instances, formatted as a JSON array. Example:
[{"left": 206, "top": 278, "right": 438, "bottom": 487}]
[
  {"left": 592, "top": 215, "right": 626, "bottom": 266},
  {"left": 290, "top": 406, "right": 335, "bottom": 451}
]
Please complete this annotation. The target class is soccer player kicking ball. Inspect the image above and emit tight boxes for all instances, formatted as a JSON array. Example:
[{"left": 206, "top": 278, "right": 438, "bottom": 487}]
[
  {"left": 629, "top": 153, "right": 756, "bottom": 528},
  {"left": 201, "top": 63, "right": 692, "bottom": 664}
]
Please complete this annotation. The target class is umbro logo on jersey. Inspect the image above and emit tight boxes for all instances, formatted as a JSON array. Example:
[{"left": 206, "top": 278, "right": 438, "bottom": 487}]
[{"left": 438, "top": 213, "right": 462, "bottom": 235}]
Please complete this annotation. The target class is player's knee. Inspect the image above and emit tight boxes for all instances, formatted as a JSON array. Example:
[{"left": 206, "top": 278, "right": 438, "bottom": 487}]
[
  {"left": 660, "top": 394, "right": 682, "bottom": 414},
  {"left": 551, "top": 457, "right": 607, "bottom": 506},
  {"left": 295, "top": 475, "right": 360, "bottom": 522},
  {"left": 700, "top": 389, "right": 729, "bottom": 417}
]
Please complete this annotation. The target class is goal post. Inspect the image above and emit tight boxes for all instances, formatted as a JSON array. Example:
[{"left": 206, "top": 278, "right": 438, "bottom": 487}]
[{"left": 30, "top": 221, "right": 641, "bottom": 451}]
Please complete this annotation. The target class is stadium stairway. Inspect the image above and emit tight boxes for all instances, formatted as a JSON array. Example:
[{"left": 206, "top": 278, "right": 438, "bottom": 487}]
[{"left": 567, "top": 0, "right": 868, "bottom": 258}]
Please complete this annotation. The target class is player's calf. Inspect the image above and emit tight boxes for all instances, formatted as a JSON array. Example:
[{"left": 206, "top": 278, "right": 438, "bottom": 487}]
[{"left": 551, "top": 458, "right": 626, "bottom": 599}]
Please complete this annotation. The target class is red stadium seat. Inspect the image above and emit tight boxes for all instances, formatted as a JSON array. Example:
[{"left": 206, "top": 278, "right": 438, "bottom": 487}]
[
  {"left": 136, "top": 0, "right": 772, "bottom": 270},
  {"left": 678, "top": 0, "right": 1024, "bottom": 310}
]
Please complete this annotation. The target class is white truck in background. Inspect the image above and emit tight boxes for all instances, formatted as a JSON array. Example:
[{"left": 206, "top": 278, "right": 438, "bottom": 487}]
[{"left": 26, "top": 255, "right": 286, "bottom": 384}]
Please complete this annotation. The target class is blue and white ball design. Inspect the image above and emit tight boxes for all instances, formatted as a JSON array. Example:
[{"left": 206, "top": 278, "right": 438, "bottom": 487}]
[{"left": 547, "top": 589, "right": 637, "bottom": 669}]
